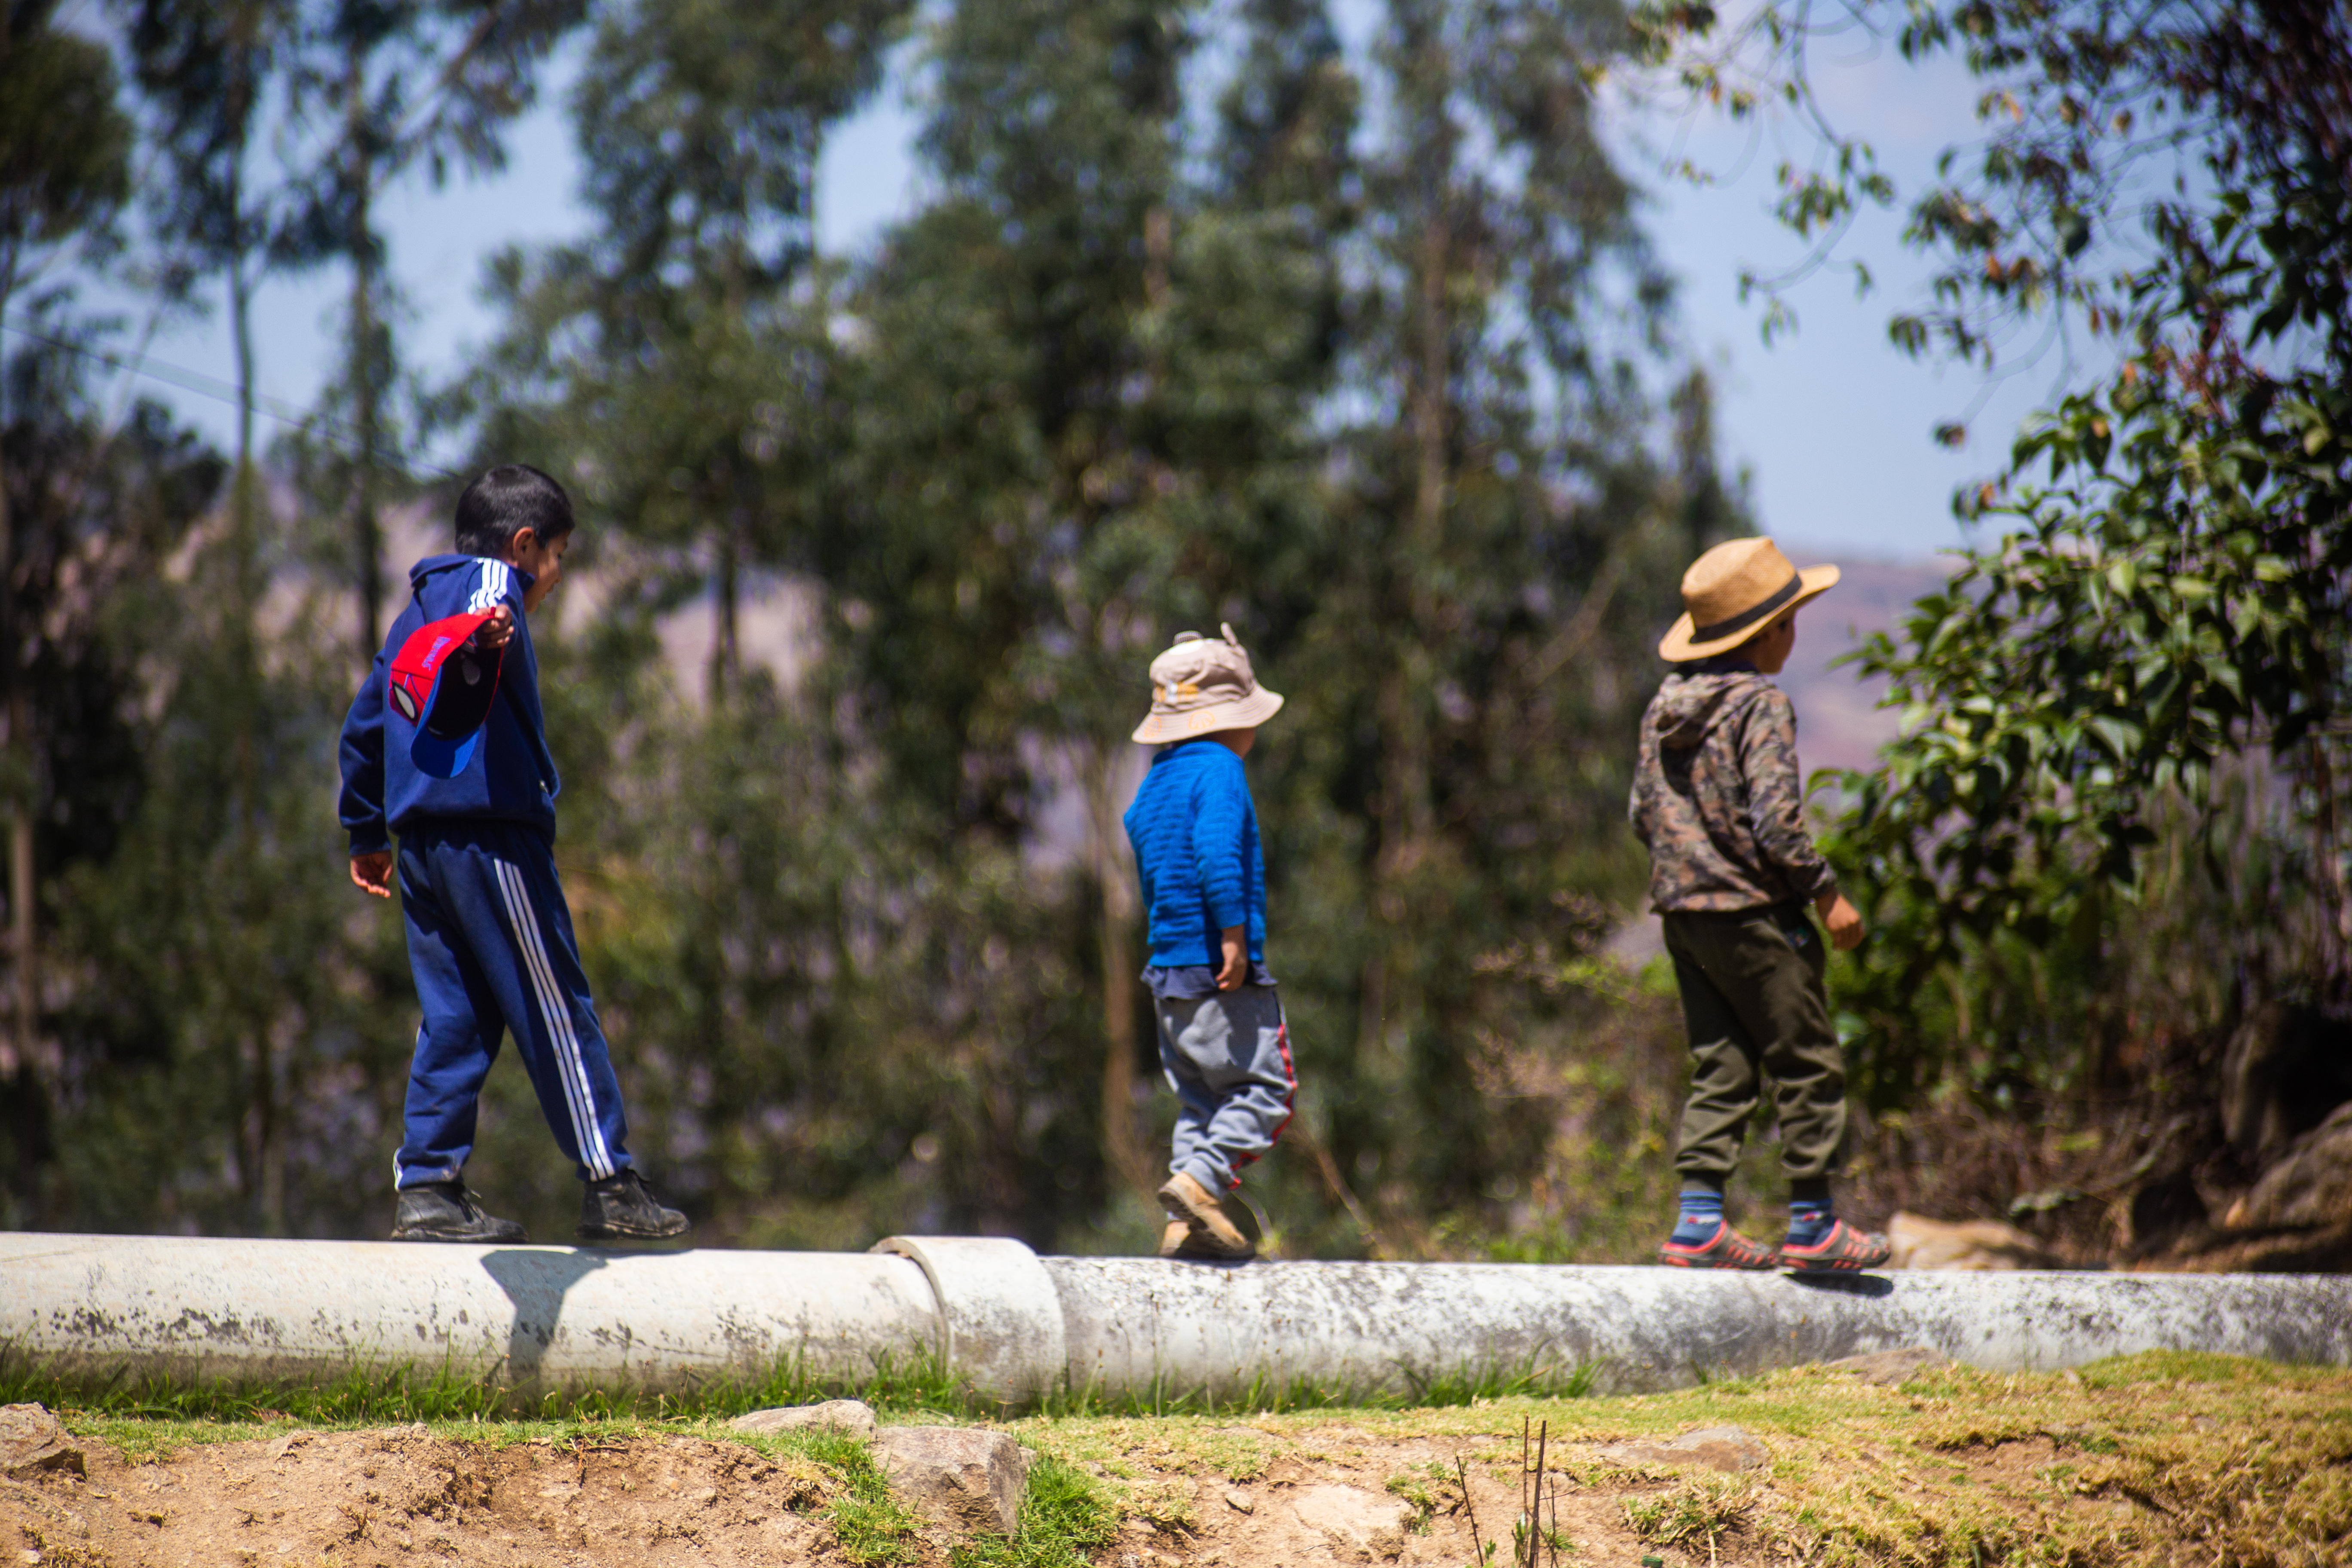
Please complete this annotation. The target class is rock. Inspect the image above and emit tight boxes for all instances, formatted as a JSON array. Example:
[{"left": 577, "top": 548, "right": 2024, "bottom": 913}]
[
  {"left": 2160, "top": 1217, "right": 2352, "bottom": 1273},
  {"left": 2128, "top": 1168, "right": 2208, "bottom": 1250},
  {"left": 1224, "top": 1489, "right": 1254, "bottom": 1514},
  {"left": 1289, "top": 1484, "right": 1410, "bottom": 1560},
  {"left": 1824, "top": 1346, "right": 1949, "bottom": 1385},
  {"left": 0, "top": 1403, "right": 85, "bottom": 1479},
  {"left": 1886, "top": 1211, "right": 2056, "bottom": 1271},
  {"left": 2225, "top": 1102, "right": 2352, "bottom": 1231},
  {"left": 1592, "top": 1425, "right": 1768, "bottom": 1474},
  {"left": 729, "top": 1399, "right": 877, "bottom": 1440},
  {"left": 2221, "top": 1002, "right": 2352, "bottom": 1164},
  {"left": 876, "top": 1425, "right": 1032, "bottom": 1534}
]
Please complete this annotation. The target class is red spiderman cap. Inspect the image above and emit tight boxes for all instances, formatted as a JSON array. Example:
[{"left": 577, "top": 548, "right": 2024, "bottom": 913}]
[{"left": 387, "top": 611, "right": 505, "bottom": 778}]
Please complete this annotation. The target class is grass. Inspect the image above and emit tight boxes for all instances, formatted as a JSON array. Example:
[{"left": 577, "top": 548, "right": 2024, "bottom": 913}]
[
  {"left": 1003, "top": 1351, "right": 2352, "bottom": 1568},
  {"left": 11, "top": 1349, "right": 2349, "bottom": 1566},
  {"left": 1035, "top": 1351, "right": 1605, "bottom": 1421},
  {"left": 778, "top": 1427, "right": 928, "bottom": 1566},
  {"left": 951, "top": 1456, "right": 1123, "bottom": 1568},
  {"left": 0, "top": 1346, "right": 982, "bottom": 1430},
  {"left": 0, "top": 1342, "right": 1605, "bottom": 1428}
]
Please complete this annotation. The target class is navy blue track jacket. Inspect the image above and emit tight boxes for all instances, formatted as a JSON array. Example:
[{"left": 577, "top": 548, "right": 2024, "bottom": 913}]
[{"left": 339, "top": 554, "right": 563, "bottom": 853}]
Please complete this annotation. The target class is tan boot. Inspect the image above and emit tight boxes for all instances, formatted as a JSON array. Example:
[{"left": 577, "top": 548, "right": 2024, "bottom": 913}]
[
  {"left": 1158, "top": 1170, "right": 1257, "bottom": 1259},
  {"left": 1158, "top": 1219, "right": 1194, "bottom": 1258}
]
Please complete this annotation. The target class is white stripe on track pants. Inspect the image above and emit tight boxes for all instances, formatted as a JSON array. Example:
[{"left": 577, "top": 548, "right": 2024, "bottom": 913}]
[{"left": 392, "top": 818, "right": 632, "bottom": 1188}]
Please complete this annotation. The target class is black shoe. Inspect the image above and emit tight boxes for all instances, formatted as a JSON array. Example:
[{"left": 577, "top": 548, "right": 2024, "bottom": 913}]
[
  {"left": 578, "top": 1169, "right": 692, "bottom": 1241},
  {"left": 391, "top": 1182, "right": 529, "bottom": 1243}
]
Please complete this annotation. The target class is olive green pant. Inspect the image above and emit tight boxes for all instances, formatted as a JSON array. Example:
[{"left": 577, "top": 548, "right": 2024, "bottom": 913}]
[{"left": 1661, "top": 904, "right": 1848, "bottom": 1187}]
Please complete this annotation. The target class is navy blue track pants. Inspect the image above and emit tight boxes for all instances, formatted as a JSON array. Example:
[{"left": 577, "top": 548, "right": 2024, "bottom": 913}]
[{"left": 393, "top": 819, "right": 633, "bottom": 1188}]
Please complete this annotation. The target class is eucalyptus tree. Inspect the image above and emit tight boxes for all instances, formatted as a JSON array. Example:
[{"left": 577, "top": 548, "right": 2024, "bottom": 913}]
[
  {"left": 821, "top": 0, "right": 1377, "bottom": 1221},
  {"left": 0, "top": 0, "right": 131, "bottom": 1156},
  {"left": 1255, "top": 0, "right": 1706, "bottom": 1237},
  {"left": 0, "top": 340, "right": 228, "bottom": 1223},
  {"left": 275, "top": 0, "right": 584, "bottom": 665},
  {"left": 117, "top": 0, "right": 299, "bottom": 490},
  {"left": 451, "top": 0, "right": 916, "bottom": 1238}
]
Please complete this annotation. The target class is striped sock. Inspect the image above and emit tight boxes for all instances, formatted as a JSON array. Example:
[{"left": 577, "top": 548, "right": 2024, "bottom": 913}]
[{"left": 1670, "top": 1188, "right": 1725, "bottom": 1246}]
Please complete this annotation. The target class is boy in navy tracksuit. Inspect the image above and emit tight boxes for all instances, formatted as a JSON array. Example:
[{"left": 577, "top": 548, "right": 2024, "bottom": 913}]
[
  {"left": 340, "top": 464, "right": 688, "bottom": 1243},
  {"left": 1123, "top": 625, "right": 1295, "bottom": 1262}
]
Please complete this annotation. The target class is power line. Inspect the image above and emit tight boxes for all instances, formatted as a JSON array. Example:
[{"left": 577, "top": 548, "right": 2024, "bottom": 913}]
[{"left": 0, "top": 316, "right": 460, "bottom": 481}]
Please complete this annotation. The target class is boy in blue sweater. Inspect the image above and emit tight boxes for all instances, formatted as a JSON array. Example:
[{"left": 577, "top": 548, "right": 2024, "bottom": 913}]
[
  {"left": 339, "top": 465, "right": 688, "bottom": 1245},
  {"left": 1123, "top": 625, "right": 1294, "bottom": 1261}
]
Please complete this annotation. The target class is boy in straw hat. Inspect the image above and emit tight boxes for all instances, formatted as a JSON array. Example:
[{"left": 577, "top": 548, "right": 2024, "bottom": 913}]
[
  {"left": 1629, "top": 538, "right": 1892, "bottom": 1272},
  {"left": 1123, "top": 625, "right": 1295, "bottom": 1261}
]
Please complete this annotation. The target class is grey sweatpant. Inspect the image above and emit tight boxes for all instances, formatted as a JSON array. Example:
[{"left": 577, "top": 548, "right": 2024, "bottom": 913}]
[{"left": 1155, "top": 984, "right": 1296, "bottom": 1193}]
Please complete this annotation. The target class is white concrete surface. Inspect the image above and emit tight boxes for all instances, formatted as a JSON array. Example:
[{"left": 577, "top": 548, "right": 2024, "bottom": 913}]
[
  {"left": 1043, "top": 1256, "right": 2352, "bottom": 1396},
  {"left": 5, "top": 1231, "right": 2348, "bottom": 1399},
  {"left": 0, "top": 1232, "right": 937, "bottom": 1388}
]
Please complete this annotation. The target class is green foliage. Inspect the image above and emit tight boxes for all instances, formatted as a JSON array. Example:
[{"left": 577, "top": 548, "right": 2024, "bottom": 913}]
[
  {"left": 6, "top": 0, "right": 1752, "bottom": 1256},
  {"left": 49, "top": 460, "right": 414, "bottom": 1236},
  {"left": 1814, "top": 13, "right": 2352, "bottom": 1126},
  {"left": 0, "top": 0, "right": 131, "bottom": 301},
  {"left": 442, "top": 0, "right": 1746, "bottom": 1255},
  {"left": 1635, "top": 0, "right": 2352, "bottom": 1187},
  {"left": 0, "top": 334, "right": 239, "bottom": 1221}
]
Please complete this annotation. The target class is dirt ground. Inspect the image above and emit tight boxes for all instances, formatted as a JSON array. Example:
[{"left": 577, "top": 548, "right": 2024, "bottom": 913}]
[
  {"left": 8, "top": 1352, "right": 2350, "bottom": 1568},
  {"left": 5, "top": 1427, "right": 842, "bottom": 1568}
]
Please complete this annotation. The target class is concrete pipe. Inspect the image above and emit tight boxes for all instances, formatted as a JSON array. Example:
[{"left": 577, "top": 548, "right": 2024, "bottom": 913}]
[
  {"left": 6, "top": 1231, "right": 2350, "bottom": 1402},
  {"left": 1041, "top": 1256, "right": 2352, "bottom": 1396},
  {"left": 0, "top": 1231, "right": 940, "bottom": 1390}
]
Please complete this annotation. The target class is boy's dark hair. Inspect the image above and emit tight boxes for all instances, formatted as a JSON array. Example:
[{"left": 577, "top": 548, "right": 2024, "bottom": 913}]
[{"left": 454, "top": 465, "right": 574, "bottom": 558}]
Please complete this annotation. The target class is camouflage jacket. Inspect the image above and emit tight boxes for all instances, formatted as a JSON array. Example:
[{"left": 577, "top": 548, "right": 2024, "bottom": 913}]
[{"left": 1627, "top": 668, "right": 1838, "bottom": 912}]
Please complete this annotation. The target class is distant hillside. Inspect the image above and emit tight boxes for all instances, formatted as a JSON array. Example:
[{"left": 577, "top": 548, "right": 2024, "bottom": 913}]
[{"left": 1771, "top": 551, "right": 1960, "bottom": 778}]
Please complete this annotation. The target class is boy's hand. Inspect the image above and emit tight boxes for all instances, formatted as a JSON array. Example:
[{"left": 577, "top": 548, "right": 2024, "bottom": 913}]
[
  {"left": 1216, "top": 925, "right": 1247, "bottom": 991},
  {"left": 475, "top": 605, "right": 515, "bottom": 651},
  {"left": 1816, "top": 888, "right": 1864, "bottom": 951},
  {"left": 350, "top": 851, "right": 394, "bottom": 899}
]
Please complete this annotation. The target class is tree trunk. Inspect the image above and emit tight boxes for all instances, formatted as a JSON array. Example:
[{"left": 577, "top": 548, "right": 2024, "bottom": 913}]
[
  {"left": 0, "top": 260, "right": 43, "bottom": 1206},
  {"left": 5, "top": 701, "right": 28, "bottom": 1092},
  {"left": 710, "top": 518, "right": 740, "bottom": 704},
  {"left": 1399, "top": 206, "right": 1448, "bottom": 848},
  {"left": 1088, "top": 741, "right": 1153, "bottom": 1197},
  {"left": 1358, "top": 203, "right": 1451, "bottom": 1076},
  {"left": 8, "top": 716, "right": 28, "bottom": 1084},
  {"left": 347, "top": 40, "right": 383, "bottom": 668},
  {"left": 0, "top": 432, "right": 30, "bottom": 1092},
  {"left": 231, "top": 164, "right": 256, "bottom": 478},
  {"left": 2309, "top": 735, "right": 2349, "bottom": 989}
]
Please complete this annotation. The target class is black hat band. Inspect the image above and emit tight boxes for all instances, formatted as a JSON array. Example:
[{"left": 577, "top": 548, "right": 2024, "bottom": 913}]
[{"left": 1692, "top": 571, "right": 1803, "bottom": 643}]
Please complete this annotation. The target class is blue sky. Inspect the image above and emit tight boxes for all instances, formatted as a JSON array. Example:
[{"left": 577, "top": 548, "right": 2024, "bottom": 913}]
[{"left": 63, "top": 9, "right": 2061, "bottom": 564}]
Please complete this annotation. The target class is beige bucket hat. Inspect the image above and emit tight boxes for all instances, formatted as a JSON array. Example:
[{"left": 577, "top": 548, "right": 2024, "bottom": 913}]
[
  {"left": 1131, "top": 624, "right": 1285, "bottom": 744},
  {"left": 1659, "top": 537, "right": 1841, "bottom": 662}
]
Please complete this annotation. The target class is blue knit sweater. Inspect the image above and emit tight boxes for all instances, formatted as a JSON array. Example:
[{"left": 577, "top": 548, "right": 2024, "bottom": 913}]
[{"left": 1124, "top": 740, "right": 1267, "bottom": 968}]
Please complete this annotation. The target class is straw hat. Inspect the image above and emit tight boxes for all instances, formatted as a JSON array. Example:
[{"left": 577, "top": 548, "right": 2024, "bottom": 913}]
[
  {"left": 1658, "top": 538, "right": 1841, "bottom": 662},
  {"left": 1131, "top": 624, "right": 1285, "bottom": 744}
]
